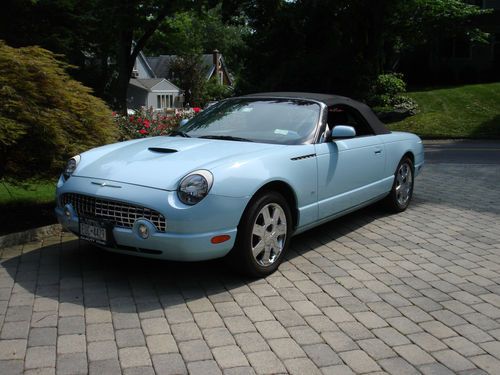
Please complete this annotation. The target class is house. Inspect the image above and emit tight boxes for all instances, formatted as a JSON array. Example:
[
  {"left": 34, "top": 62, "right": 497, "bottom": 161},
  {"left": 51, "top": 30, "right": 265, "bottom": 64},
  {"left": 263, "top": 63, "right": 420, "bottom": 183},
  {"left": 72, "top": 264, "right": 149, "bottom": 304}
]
[
  {"left": 127, "top": 51, "right": 183, "bottom": 111},
  {"left": 127, "top": 49, "right": 232, "bottom": 110},
  {"left": 146, "top": 50, "right": 233, "bottom": 87}
]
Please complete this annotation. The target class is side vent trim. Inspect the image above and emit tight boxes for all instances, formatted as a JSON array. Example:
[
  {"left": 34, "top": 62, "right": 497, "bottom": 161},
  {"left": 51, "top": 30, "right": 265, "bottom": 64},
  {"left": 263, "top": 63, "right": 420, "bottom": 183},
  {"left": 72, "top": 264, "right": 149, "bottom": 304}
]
[{"left": 291, "top": 153, "right": 316, "bottom": 161}]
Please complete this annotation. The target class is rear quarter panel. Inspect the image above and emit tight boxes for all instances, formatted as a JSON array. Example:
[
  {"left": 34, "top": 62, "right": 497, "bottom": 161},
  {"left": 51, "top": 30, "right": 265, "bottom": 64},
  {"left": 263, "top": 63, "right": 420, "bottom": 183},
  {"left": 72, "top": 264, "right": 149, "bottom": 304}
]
[{"left": 379, "top": 132, "right": 424, "bottom": 177}]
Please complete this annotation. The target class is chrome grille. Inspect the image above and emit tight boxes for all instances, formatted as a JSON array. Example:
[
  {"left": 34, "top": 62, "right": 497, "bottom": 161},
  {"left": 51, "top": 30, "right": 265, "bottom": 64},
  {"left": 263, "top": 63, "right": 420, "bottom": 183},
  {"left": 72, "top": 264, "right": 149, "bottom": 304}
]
[{"left": 60, "top": 193, "right": 166, "bottom": 232}]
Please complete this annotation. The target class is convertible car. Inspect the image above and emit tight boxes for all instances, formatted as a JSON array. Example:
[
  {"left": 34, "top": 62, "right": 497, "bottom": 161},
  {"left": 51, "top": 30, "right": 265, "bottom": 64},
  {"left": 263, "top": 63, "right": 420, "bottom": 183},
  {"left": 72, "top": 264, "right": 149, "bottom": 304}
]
[{"left": 56, "top": 92, "right": 424, "bottom": 276}]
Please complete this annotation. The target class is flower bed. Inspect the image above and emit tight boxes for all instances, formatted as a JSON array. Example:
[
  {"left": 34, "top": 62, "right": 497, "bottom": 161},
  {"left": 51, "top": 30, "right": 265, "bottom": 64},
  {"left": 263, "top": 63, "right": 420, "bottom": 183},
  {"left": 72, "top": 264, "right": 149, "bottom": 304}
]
[{"left": 115, "top": 107, "right": 196, "bottom": 140}]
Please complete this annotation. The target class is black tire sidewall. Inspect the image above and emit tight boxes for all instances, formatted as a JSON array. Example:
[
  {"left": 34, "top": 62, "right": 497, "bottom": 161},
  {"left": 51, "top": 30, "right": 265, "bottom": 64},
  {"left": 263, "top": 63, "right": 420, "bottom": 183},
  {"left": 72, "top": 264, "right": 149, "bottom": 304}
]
[{"left": 235, "top": 191, "right": 292, "bottom": 277}]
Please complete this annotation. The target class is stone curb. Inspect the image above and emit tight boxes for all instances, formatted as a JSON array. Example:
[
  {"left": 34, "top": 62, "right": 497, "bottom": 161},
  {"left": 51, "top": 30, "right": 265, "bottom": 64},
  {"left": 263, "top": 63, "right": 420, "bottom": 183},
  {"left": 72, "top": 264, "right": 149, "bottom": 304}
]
[
  {"left": 422, "top": 139, "right": 500, "bottom": 144},
  {"left": 0, "top": 223, "right": 62, "bottom": 248}
]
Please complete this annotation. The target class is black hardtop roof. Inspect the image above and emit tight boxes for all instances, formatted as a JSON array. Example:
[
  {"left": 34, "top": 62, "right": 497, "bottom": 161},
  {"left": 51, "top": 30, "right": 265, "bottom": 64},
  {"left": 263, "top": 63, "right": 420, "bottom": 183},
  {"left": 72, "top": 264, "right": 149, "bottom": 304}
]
[{"left": 240, "top": 92, "right": 390, "bottom": 135}]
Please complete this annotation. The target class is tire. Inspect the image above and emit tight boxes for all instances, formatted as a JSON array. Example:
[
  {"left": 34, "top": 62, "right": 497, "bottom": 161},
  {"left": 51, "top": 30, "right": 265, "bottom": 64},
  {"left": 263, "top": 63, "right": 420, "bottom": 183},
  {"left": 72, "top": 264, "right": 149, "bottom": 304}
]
[
  {"left": 232, "top": 191, "right": 292, "bottom": 278},
  {"left": 383, "top": 156, "right": 414, "bottom": 212}
]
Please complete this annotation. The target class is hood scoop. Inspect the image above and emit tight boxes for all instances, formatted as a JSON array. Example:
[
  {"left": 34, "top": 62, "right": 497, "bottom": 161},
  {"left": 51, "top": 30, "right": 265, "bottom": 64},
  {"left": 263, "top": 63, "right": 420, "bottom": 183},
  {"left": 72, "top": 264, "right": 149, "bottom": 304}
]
[{"left": 148, "top": 147, "right": 178, "bottom": 154}]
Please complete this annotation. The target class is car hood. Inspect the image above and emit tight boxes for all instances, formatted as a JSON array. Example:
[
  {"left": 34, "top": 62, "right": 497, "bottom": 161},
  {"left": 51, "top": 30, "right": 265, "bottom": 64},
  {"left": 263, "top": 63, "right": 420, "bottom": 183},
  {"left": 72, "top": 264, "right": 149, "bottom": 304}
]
[{"left": 75, "top": 137, "right": 281, "bottom": 190}]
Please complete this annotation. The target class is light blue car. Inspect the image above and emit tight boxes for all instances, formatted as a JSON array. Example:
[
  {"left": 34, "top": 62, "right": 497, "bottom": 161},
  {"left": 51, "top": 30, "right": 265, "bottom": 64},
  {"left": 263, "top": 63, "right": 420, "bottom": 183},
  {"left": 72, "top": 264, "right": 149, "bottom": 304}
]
[{"left": 56, "top": 92, "right": 424, "bottom": 277}]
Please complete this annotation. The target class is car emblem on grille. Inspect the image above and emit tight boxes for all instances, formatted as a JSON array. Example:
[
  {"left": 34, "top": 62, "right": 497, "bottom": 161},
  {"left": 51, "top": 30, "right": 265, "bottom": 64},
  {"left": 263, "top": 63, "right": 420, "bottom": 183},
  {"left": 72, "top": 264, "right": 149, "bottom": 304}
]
[{"left": 91, "top": 181, "right": 122, "bottom": 188}]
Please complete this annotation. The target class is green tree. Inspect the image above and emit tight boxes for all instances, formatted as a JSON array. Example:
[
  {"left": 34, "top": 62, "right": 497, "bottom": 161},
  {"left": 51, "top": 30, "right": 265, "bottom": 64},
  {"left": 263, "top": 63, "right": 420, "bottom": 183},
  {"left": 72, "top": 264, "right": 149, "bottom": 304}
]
[
  {"left": 147, "top": 3, "right": 247, "bottom": 105},
  {"left": 227, "top": 0, "right": 488, "bottom": 96},
  {"left": 169, "top": 54, "right": 207, "bottom": 106},
  {"left": 146, "top": 4, "right": 249, "bottom": 74},
  {"left": 0, "top": 0, "right": 193, "bottom": 110},
  {"left": 0, "top": 42, "right": 116, "bottom": 180},
  {"left": 203, "top": 76, "right": 234, "bottom": 103}
]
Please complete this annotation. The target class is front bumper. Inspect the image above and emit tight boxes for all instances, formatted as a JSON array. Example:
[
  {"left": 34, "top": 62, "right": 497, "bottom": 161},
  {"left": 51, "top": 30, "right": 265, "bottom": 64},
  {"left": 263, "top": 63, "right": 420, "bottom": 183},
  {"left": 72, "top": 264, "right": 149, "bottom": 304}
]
[{"left": 55, "top": 175, "right": 248, "bottom": 261}]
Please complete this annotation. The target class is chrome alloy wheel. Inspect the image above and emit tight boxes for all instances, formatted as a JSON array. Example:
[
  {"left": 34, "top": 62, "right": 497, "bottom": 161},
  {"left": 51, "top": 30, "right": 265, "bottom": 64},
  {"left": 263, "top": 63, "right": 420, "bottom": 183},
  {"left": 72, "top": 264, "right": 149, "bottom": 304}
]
[
  {"left": 251, "top": 203, "right": 287, "bottom": 267},
  {"left": 396, "top": 161, "right": 413, "bottom": 206}
]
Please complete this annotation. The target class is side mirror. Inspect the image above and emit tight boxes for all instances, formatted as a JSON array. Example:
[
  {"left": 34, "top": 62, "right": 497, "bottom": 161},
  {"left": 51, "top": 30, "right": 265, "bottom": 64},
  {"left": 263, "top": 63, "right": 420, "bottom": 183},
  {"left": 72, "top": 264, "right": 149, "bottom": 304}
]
[
  {"left": 330, "top": 125, "right": 356, "bottom": 139},
  {"left": 179, "top": 118, "right": 189, "bottom": 127}
]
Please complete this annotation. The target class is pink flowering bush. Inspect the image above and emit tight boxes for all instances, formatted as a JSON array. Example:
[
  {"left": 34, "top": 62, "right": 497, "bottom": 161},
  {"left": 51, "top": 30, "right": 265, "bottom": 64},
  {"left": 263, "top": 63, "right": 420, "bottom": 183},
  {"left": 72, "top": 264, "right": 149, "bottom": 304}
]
[{"left": 115, "top": 107, "right": 195, "bottom": 140}]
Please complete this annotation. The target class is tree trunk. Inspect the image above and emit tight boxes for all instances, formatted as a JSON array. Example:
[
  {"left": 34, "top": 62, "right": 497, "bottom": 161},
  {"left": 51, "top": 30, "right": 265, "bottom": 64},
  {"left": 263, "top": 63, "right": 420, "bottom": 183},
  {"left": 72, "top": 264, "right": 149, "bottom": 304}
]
[
  {"left": 112, "top": 1, "right": 174, "bottom": 113},
  {"left": 115, "top": 30, "right": 134, "bottom": 113}
]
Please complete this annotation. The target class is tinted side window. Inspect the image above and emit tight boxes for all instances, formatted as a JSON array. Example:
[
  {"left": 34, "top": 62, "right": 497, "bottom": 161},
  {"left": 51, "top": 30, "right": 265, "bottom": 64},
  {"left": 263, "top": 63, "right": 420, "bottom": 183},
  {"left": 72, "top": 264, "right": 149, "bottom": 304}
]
[{"left": 327, "top": 105, "right": 374, "bottom": 137}]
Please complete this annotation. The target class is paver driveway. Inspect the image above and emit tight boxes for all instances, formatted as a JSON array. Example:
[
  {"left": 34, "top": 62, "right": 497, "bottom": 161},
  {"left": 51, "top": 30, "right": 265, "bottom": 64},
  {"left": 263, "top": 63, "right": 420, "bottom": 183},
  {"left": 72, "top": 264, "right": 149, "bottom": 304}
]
[{"left": 1, "top": 152, "right": 500, "bottom": 374}]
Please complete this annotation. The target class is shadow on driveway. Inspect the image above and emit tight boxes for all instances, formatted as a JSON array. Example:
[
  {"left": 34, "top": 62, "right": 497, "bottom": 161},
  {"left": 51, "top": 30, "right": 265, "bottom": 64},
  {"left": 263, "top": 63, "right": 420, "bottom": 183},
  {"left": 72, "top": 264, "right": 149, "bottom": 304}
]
[{"left": 1, "top": 205, "right": 385, "bottom": 312}]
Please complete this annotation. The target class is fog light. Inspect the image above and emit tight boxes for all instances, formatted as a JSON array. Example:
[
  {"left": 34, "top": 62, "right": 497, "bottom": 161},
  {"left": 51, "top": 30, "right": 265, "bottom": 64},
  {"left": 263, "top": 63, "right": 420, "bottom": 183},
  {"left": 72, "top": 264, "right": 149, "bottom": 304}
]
[{"left": 138, "top": 224, "right": 149, "bottom": 239}]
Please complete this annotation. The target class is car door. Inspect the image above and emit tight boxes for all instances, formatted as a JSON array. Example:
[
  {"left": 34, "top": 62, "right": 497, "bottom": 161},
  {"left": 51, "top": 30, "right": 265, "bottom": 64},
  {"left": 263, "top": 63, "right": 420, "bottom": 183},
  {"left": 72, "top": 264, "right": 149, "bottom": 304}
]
[{"left": 315, "top": 105, "right": 386, "bottom": 220}]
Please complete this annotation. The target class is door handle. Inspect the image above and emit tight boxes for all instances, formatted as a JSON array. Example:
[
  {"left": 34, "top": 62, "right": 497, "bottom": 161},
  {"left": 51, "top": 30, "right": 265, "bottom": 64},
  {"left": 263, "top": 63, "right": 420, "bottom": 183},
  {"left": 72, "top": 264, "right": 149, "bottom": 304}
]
[{"left": 374, "top": 148, "right": 382, "bottom": 155}]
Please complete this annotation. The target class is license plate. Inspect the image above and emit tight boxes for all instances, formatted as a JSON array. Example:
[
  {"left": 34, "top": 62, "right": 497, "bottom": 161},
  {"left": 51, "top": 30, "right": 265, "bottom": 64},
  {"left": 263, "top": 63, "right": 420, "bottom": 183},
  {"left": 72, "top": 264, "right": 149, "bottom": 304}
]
[{"left": 79, "top": 218, "right": 110, "bottom": 246}]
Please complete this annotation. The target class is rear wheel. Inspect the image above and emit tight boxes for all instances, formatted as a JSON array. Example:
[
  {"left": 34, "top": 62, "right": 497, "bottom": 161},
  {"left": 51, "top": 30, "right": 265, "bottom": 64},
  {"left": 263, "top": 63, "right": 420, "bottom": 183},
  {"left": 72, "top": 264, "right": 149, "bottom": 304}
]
[
  {"left": 384, "top": 156, "right": 414, "bottom": 212},
  {"left": 232, "top": 191, "right": 292, "bottom": 277}
]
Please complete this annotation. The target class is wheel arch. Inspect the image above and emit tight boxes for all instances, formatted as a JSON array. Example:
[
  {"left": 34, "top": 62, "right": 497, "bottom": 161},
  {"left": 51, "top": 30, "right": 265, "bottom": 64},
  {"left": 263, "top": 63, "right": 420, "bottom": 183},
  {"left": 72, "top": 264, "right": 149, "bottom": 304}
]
[
  {"left": 403, "top": 151, "right": 415, "bottom": 165},
  {"left": 243, "top": 180, "right": 299, "bottom": 230}
]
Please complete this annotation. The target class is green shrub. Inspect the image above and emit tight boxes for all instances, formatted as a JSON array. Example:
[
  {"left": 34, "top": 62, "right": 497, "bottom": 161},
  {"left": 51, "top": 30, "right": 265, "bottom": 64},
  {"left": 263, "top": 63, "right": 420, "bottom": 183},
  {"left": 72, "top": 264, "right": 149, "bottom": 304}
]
[
  {"left": 115, "top": 107, "right": 195, "bottom": 140},
  {"left": 392, "top": 95, "right": 419, "bottom": 115},
  {"left": 369, "top": 73, "right": 407, "bottom": 107},
  {"left": 201, "top": 77, "right": 234, "bottom": 105},
  {"left": 368, "top": 73, "right": 418, "bottom": 116},
  {"left": 0, "top": 41, "right": 117, "bottom": 180}
]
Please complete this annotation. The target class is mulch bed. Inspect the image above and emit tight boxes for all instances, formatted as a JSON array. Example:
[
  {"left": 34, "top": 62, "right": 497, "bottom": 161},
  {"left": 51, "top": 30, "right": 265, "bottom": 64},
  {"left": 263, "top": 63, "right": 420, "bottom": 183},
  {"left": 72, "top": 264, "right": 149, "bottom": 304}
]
[{"left": 0, "top": 202, "right": 57, "bottom": 236}]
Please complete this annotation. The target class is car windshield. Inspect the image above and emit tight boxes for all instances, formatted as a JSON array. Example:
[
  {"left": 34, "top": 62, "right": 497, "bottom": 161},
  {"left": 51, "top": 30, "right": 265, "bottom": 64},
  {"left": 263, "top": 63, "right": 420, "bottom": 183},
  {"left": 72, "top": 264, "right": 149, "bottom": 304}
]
[{"left": 180, "top": 98, "right": 321, "bottom": 145}]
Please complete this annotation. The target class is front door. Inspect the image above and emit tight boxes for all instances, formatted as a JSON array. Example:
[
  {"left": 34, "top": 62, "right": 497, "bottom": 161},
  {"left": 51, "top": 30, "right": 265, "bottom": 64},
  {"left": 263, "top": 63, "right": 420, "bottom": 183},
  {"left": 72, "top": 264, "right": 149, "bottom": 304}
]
[{"left": 315, "top": 136, "right": 386, "bottom": 219}]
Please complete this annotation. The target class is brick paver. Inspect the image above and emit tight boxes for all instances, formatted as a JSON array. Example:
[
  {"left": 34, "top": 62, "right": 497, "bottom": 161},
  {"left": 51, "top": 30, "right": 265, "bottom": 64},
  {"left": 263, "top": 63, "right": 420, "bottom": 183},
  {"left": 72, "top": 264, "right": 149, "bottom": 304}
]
[{"left": 1, "top": 162, "right": 500, "bottom": 373}]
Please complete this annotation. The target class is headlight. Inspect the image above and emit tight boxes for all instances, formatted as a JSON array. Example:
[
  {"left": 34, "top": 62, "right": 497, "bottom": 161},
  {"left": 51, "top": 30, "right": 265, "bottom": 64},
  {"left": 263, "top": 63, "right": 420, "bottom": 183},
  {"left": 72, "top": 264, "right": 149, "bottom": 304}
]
[
  {"left": 177, "top": 170, "right": 213, "bottom": 205},
  {"left": 63, "top": 155, "right": 81, "bottom": 180}
]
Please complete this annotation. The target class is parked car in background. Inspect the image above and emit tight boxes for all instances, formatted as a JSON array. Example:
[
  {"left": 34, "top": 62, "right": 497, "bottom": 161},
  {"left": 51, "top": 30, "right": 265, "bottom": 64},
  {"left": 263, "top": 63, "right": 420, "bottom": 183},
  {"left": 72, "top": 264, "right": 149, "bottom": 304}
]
[{"left": 56, "top": 93, "right": 424, "bottom": 277}]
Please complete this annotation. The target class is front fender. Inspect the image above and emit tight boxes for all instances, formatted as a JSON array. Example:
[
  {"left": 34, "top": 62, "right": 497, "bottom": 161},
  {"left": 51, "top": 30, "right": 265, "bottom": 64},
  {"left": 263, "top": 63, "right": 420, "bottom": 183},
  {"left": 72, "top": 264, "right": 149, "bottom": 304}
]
[{"left": 210, "top": 144, "right": 319, "bottom": 229}]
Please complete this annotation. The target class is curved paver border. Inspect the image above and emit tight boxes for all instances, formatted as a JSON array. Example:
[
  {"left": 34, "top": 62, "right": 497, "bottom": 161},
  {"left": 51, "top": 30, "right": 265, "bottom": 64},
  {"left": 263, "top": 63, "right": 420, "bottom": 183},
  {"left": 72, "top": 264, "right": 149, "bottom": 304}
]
[{"left": 0, "top": 224, "right": 62, "bottom": 248}]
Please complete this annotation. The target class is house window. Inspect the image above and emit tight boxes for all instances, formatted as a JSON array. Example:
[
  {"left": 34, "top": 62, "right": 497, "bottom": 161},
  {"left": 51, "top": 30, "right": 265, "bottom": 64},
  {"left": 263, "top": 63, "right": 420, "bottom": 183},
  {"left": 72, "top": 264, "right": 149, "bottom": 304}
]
[{"left": 484, "top": 0, "right": 500, "bottom": 10}]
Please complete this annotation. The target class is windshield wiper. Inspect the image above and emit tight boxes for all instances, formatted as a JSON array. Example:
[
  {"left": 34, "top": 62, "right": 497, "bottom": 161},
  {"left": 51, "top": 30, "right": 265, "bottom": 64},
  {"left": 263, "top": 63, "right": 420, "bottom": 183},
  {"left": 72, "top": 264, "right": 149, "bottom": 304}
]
[
  {"left": 198, "top": 135, "right": 253, "bottom": 142},
  {"left": 169, "top": 130, "right": 191, "bottom": 138}
]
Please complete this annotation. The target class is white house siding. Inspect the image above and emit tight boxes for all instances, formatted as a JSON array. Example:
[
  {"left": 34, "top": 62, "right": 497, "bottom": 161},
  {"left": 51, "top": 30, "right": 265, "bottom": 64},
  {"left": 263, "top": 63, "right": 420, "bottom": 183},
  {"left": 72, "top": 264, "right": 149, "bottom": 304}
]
[
  {"left": 129, "top": 55, "right": 184, "bottom": 109},
  {"left": 148, "top": 80, "right": 183, "bottom": 109},
  {"left": 150, "top": 80, "right": 180, "bottom": 92},
  {"left": 135, "top": 56, "right": 154, "bottom": 79}
]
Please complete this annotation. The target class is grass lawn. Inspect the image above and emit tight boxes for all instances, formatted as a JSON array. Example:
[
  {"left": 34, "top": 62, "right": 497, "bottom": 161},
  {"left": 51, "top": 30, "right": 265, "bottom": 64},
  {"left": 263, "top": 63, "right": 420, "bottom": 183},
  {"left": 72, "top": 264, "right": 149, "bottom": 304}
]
[
  {"left": 0, "top": 180, "right": 55, "bottom": 205},
  {"left": 388, "top": 82, "right": 500, "bottom": 138},
  {"left": 0, "top": 180, "right": 57, "bottom": 236}
]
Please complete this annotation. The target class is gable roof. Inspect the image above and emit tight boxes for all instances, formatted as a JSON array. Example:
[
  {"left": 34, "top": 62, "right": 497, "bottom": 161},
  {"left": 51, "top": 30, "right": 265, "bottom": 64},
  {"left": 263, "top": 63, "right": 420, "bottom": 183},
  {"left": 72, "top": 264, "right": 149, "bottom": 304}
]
[
  {"left": 137, "top": 51, "right": 157, "bottom": 78},
  {"left": 146, "top": 54, "right": 233, "bottom": 85},
  {"left": 129, "top": 78, "right": 181, "bottom": 92},
  {"left": 146, "top": 55, "right": 175, "bottom": 79}
]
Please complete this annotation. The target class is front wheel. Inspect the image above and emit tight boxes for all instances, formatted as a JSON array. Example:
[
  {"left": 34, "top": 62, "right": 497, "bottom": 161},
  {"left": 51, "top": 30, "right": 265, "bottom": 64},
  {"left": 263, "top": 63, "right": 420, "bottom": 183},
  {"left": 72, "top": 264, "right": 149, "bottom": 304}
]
[
  {"left": 232, "top": 191, "right": 292, "bottom": 278},
  {"left": 383, "top": 156, "right": 414, "bottom": 212}
]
